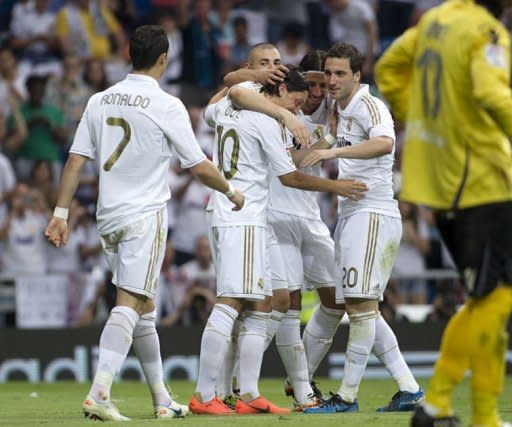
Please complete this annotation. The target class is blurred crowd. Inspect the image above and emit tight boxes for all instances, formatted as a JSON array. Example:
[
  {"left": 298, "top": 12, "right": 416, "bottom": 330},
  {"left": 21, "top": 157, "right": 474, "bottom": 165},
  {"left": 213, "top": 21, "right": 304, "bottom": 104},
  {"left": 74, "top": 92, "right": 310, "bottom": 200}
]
[{"left": 1, "top": 0, "right": 483, "bottom": 328}]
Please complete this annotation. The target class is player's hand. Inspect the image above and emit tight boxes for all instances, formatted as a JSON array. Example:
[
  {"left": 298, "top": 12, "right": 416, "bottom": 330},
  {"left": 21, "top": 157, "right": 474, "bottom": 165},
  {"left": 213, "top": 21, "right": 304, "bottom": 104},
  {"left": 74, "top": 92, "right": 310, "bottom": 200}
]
[
  {"left": 300, "top": 149, "right": 336, "bottom": 167},
  {"left": 45, "top": 217, "right": 69, "bottom": 247},
  {"left": 334, "top": 179, "right": 368, "bottom": 201},
  {"left": 229, "top": 189, "right": 245, "bottom": 211},
  {"left": 283, "top": 111, "right": 312, "bottom": 148},
  {"left": 256, "top": 65, "right": 289, "bottom": 85}
]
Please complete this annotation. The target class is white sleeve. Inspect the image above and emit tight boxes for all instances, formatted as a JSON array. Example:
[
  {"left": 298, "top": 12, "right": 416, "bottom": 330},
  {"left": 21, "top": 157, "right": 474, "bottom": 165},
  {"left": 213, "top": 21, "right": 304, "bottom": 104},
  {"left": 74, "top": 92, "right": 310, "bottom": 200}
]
[
  {"left": 163, "top": 100, "right": 207, "bottom": 169},
  {"left": 255, "top": 118, "right": 296, "bottom": 176},
  {"left": 69, "top": 105, "right": 96, "bottom": 159},
  {"left": 203, "top": 103, "right": 217, "bottom": 128},
  {"left": 368, "top": 99, "right": 396, "bottom": 141},
  {"left": 0, "top": 156, "right": 16, "bottom": 192},
  {"left": 359, "top": 1, "right": 375, "bottom": 22}
]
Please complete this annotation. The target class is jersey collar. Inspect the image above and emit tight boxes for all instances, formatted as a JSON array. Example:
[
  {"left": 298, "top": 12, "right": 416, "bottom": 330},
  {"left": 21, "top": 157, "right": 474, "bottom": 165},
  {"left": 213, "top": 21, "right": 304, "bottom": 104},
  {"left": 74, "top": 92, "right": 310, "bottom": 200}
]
[
  {"left": 126, "top": 73, "right": 160, "bottom": 87},
  {"left": 340, "top": 84, "right": 370, "bottom": 115}
]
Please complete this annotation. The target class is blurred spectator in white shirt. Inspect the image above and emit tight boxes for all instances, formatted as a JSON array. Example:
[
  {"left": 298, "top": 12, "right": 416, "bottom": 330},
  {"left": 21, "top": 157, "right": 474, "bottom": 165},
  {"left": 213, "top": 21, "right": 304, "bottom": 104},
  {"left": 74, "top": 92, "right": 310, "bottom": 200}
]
[
  {"left": 277, "top": 21, "right": 310, "bottom": 66},
  {"left": 0, "top": 183, "right": 48, "bottom": 275}
]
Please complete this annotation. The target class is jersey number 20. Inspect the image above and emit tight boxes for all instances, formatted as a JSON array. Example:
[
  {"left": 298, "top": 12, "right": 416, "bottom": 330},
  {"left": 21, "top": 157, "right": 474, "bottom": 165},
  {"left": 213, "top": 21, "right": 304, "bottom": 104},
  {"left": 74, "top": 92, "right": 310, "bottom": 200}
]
[{"left": 103, "top": 117, "right": 131, "bottom": 171}]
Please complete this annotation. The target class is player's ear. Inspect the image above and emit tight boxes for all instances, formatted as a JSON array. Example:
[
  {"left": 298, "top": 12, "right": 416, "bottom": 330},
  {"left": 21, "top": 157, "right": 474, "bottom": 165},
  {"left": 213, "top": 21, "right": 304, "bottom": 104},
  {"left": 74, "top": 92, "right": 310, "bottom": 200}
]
[
  {"left": 158, "top": 52, "right": 168, "bottom": 67},
  {"left": 353, "top": 70, "right": 361, "bottom": 84},
  {"left": 278, "top": 82, "right": 287, "bottom": 97}
]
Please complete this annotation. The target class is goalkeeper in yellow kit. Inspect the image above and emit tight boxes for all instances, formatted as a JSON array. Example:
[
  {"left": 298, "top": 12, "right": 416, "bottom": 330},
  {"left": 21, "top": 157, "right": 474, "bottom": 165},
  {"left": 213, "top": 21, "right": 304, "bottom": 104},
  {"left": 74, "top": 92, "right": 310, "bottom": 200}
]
[{"left": 375, "top": 0, "right": 512, "bottom": 426}]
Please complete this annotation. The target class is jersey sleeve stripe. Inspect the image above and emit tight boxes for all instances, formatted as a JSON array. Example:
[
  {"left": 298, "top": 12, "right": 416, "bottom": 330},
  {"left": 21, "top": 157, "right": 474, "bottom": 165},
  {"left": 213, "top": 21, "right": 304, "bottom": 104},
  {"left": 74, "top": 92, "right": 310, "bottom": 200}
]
[{"left": 361, "top": 96, "right": 382, "bottom": 126}]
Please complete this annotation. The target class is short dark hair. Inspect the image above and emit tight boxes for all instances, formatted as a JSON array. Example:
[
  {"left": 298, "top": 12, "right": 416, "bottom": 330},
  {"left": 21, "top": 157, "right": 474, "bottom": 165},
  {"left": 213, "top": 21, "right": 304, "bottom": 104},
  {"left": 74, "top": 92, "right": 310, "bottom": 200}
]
[
  {"left": 261, "top": 65, "right": 308, "bottom": 96},
  {"left": 326, "top": 42, "right": 363, "bottom": 74},
  {"left": 26, "top": 74, "right": 47, "bottom": 91},
  {"left": 299, "top": 49, "right": 326, "bottom": 72},
  {"left": 233, "top": 16, "right": 247, "bottom": 28},
  {"left": 129, "top": 25, "right": 169, "bottom": 70}
]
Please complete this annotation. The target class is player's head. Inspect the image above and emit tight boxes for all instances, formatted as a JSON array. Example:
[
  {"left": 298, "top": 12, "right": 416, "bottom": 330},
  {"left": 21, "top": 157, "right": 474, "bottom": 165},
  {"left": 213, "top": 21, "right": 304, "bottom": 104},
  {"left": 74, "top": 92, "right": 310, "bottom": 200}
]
[
  {"left": 261, "top": 65, "right": 309, "bottom": 114},
  {"left": 247, "top": 43, "right": 281, "bottom": 70},
  {"left": 129, "top": 25, "right": 169, "bottom": 75},
  {"left": 324, "top": 42, "right": 362, "bottom": 105},
  {"left": 299, "top": 49, "right": 327, "bottom": 114}
]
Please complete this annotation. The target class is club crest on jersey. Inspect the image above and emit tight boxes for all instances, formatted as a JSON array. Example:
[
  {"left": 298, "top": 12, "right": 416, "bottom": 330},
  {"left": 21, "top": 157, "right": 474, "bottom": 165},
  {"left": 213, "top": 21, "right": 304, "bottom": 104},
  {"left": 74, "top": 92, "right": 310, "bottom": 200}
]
[
  {"left": 258, "top": 278, "right": 264, "bottom": 289},
  {"left": 345, "top": 118, "right": 352, "bottom": 132}
]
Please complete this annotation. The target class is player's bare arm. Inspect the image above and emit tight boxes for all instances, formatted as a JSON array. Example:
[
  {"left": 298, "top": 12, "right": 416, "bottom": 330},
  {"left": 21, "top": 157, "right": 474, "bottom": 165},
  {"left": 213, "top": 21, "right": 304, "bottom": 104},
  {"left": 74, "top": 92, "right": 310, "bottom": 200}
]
[
  {"left": 301, "top": 136, "right": 394, "bottom": 167},
  {"left": 224, "top": 65, "right": 288, "bottom": 88},
  {"left": 228, "top": 85, "right": 311, "bottom": 147},
  {"left": 279, "top": 170, "right": 367, "bottom": 201},
  {"left": 190, "top": 159, "right": 244, "bottom": 211},
  {"left": 45, "top": 153, "right": 88, "bottom": 247}
]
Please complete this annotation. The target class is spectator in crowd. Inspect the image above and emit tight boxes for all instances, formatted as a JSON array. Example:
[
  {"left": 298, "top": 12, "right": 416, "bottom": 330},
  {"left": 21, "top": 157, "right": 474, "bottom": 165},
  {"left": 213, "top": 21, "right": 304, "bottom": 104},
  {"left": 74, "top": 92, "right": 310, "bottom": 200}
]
[
  {"left": 157, "top": 11, "right": 183, "bottom": 96},
  {"left": 0, "top": 183, "right": 48, "bottom": 275},
  {"left": 54, "top": 0, "right": 127, "bottom": 60},
  {"left": 276, "top": 21, "right": 310, "bottom": 66},
  {"left": 45, "top": 55, "right": 90, "bottom": 149},
  {"left": 0, "top": 46, "right": 29, "bottom": 111},
  {"left": 106, "top": 0, "right": 137, "bottom": 33},
  {"left": 1, "top": 94, "right": 28, "bottom": 155},
  {"left": 170, "top": 164, "right": 211, "bottom": 265},
  {"left": 83, "top": 58, "right": 110, "bottom": 95},
  {"left": 179, "top": 235, "right": 216, "bottom": 293},
  {"left": 325, "top": 0, "right": 378, "bottom": 79},
  {"left": 393, "top": 202, "right": 431, "bottom": 304},
  {"left": 9, "top": 0, "right": 58, "bottom": 68},
  {"left": 180, "top": 0, "right": 224, "bottom": 104},
  {"left": 29, "top": 160, "right": 59, "bottom": 208},
  {"left": 8, "top": 75, "right": 65, "bottom": 182},
  {"left": 0, "top": 152, "right": 16, "bottom": 270},
  {"left": 47, "top": 198, "right": 87, "bottom": 273},
  {"left": 229, "top": 16, "right": 251, "bottom": 70}
]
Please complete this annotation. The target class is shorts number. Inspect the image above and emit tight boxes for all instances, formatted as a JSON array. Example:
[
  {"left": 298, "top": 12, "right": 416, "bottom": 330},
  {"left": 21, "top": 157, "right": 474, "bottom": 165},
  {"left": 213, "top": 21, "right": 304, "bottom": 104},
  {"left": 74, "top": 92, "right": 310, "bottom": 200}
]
[
  {"left": 342, "top": 267, "right": 358, "bottom": 288},
  {"left": 216, "top": 125, "right": 240, "bottom": 179},
  {"left": 416, "top": 49, "right": 442, "bottom": 119},
  {"left": 103, "top": 117, "right": 131, "bottom": 171}
]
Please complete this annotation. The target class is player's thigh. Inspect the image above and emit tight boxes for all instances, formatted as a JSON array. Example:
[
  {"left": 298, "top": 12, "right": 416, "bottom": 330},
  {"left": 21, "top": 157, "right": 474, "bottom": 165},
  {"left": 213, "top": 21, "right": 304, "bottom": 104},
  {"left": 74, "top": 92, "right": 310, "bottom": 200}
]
[
  {"left": 114, "top": 208, "right": 168, "bottom": 299},
  {"left": 267, "top": 224, "right": 288, "bottom": 293},
  {"left": 335, "top": 212, "right": 401, "bottom": 301},
  {"left": 302, "top": 218, "right": 336, "bottom": 290},
  {"left": 436, "top": 201, "right": 512, "bottom": 297},
  {"left": 214, "top": 225, "right": 267, "bottom": 301},
  {"left": 269, "top": 211, "right": 304, "bottom": 291}
]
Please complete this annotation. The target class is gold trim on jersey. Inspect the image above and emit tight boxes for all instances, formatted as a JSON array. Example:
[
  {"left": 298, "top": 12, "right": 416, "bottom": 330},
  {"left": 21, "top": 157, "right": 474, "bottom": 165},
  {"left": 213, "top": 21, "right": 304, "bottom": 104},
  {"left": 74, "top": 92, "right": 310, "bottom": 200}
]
[
  {"left": 361, "top": 96, "right": 381, "bottom": 126},
  {"left": 144, "top": 210, "right": 162, "bottom": 293},
  {"left": 242, "top": 226, "right": 256, "bottom": 294},
  {"left": 362, "top": 213, "right": 380, "bottom": 294}
]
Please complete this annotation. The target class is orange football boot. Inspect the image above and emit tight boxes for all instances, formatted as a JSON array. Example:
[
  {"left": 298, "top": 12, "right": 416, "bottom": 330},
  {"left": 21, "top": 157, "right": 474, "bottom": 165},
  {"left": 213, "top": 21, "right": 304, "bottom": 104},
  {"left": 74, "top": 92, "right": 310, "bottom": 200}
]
[
  {"left": 235, "top": 395, "right": 291, "bottom": 415},
  {"left": 189, "top": 395, "right": 235, "bottom": 415}
]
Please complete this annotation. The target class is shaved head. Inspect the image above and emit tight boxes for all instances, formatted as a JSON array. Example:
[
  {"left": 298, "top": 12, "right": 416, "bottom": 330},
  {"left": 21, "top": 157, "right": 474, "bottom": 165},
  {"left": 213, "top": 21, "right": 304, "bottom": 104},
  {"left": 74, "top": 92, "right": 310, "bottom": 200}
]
[{"left": 248, "top": 43, "right": 281, "bottom": 69}]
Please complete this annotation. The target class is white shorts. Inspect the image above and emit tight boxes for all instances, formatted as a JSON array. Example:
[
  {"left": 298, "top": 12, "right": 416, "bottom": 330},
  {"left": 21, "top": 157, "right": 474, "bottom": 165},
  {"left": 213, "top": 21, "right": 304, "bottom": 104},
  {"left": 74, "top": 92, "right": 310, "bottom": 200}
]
[
  {"left": 267, "top": 223, "right": 288, "bottom": 293},
  {"left": 268, "top": 210, "right": 336, "bottom": 292},
  {"left": 333, "top": 212, "right": 401, "bottom": 302},
  {"left": 101, "top": 208, "right": 168, "bottom": 299},
  {"left": 210, "top": 224, "right": 270, "bottom": 301}
]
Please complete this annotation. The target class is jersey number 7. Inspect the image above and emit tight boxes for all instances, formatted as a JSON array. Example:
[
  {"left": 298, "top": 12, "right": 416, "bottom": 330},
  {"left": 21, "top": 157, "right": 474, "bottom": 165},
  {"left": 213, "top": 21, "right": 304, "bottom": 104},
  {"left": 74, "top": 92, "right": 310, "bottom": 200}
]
[{"left": 103, "top": 117, "right": 131, "bottom": 171}]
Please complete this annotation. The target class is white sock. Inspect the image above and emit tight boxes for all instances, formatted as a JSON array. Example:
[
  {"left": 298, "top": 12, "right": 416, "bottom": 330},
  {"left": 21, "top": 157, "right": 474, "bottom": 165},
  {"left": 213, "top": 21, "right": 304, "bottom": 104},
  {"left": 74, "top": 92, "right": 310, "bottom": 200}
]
[
  {"left": 132, "top": 310, "right": 170, "bottom": 407},
  {"left": 90, "top": 306, "right": 139, "bottom": 401},
  {"left": 276, "top": 310, "right": 314, "bottom": 404},
  {"left": 216, "top": 320, "right": 239, "bottom": 399},
  {"left": 338, "top": 311, "right": 377, "bottom": 403},
  {"left": 195, "top": 304, "right": 238, "bottom": 403},
  {"left": 238, "top": 311, "right": 268, "bottom": 401},
  {"left": 265, "top": 310, "right": 285, "bottom": 349},
  {"left": 231, "top": 318, "right": 242, "bottom": 393},
  {"left": 303, "top": 304, "right": 345, "bottom": 380},
  {"left": 373, "top": 315, "right": 419, "bottom": 393}
]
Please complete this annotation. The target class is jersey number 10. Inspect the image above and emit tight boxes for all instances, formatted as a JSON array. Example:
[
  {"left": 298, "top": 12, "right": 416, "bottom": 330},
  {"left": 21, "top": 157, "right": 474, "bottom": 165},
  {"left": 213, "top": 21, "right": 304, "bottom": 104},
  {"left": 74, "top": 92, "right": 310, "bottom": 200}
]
[{"left": 216, "top": 125, "right": 240, "bottom": 180}]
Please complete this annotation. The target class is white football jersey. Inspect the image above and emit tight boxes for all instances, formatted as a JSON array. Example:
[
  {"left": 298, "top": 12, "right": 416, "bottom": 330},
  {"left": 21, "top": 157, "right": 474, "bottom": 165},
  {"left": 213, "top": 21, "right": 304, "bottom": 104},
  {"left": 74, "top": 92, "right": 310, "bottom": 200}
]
[
  {"left": 70, "top": 74, "right": 206, "bottom": 234},
  {"left": 204, "top": 96, "right": 296, "bottom": 227},
  {"left": 268, "top": 108, "right": 327, "bottom": 220},
  {"left": 336, "top": 84, "right": 400, "bottom": 219}
]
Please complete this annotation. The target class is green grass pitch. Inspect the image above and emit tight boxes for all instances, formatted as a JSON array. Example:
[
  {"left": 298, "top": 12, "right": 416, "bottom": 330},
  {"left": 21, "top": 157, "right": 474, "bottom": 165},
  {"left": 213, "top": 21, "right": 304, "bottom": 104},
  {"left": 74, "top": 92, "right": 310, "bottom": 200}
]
[{"left": 0, "top": 378, "right": 511, "bottom": 426}]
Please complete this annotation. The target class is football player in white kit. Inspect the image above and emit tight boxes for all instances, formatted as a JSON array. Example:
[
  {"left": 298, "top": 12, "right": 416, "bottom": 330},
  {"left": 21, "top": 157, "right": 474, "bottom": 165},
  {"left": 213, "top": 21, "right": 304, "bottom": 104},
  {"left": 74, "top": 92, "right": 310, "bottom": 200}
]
[
  {"left": 189, "top": 67, "right": 368, "bottom": 415},
  {"left": 302, "top": 43, "right": 424, "bottom": 413},
  {"left": 44, "top": 26, "right": 244, "bottom": 421}
]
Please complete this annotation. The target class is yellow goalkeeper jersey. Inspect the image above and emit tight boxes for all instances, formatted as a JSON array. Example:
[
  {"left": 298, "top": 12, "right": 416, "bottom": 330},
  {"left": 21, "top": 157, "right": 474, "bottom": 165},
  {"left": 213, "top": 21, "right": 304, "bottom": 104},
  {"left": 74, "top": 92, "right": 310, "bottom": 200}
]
[{"left": 375, "top": 0, "right": 512, "bottom": 210}]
